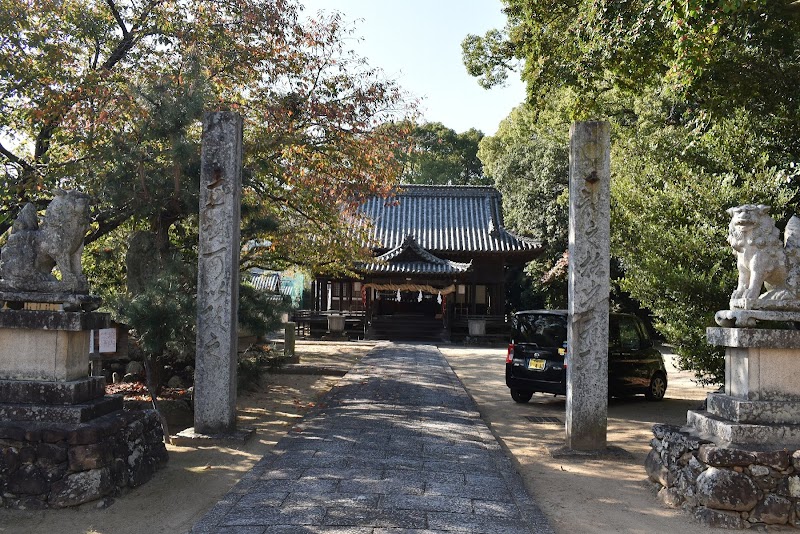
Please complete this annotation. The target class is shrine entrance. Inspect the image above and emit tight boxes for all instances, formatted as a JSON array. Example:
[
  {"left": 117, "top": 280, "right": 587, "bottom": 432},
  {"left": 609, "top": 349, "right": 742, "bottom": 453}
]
[
  {"left": 305, "top": 185, "right": 544, "bottom": 341},
  {"left": 366, "top": 284, "right": 454, "bottom": 341}
]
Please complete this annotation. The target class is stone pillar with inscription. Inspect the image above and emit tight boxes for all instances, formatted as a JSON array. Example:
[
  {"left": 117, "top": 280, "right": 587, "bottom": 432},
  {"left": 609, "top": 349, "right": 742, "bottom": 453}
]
[
  {"left": 193, "top": 112, "right": 243, "bottom": 436},
  {"left": 565, "top": 121, "right": 611, "bottom": 451}
]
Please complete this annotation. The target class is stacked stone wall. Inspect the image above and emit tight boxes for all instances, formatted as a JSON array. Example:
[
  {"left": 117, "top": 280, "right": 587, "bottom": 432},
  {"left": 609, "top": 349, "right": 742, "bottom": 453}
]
[
  {"left": 0, "top": 408, "right": 167, "bottom": 509},
  {"left": 648, "top": 423, "right": 800, "bottom": 529}
]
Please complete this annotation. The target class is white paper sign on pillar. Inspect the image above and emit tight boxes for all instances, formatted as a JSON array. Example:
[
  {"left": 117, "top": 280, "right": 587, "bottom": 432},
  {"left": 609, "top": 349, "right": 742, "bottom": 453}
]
[{"left": 99, "top": 328, "right": 117, "bottom": 353}]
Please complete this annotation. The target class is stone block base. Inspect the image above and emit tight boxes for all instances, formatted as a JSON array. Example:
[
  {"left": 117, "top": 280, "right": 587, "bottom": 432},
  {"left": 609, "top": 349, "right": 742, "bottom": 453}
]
[
  {"left": 0, "top": 409, "right": 168, "bottom": 509},
  {"left": 0, "top": 310, "right": 110, "bottom": 381},
  {"left": 708, "top": 328, "right": 800, "bottom": 402},
  {"left": 0, "top": 327, "right": 90, "bottom": 381},
  {"left": 707, "top": 392, "right": 800, "bottom": 425},
  {"left": 687, "top": 409, "right": 800, "bottom": 448},
  {"left": 647, "top": 423, "right": 800, "bottom": 529},
  {"left": 321, "top": 332, "right": 348, "bottom": 341},
  {"left": 0, "top": 394, "right": 123, "bottom": 423},
  {"left": 0, "top": 377, "right": 106, "bottom": 405},
  {"left": 0, "top": 309, "right": 109, "bottom": 331}
]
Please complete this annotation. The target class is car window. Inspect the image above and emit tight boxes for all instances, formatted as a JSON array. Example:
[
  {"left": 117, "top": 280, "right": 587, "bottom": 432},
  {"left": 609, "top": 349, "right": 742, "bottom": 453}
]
[
  {"left": 618, "top": 317, "right": 642, "bottom": 350},
  {"left": 514, "top": 314, "right": 567, "bottom": 347},
  {"left": 635, "top": 319, "right": 653, "bottom": 347}
]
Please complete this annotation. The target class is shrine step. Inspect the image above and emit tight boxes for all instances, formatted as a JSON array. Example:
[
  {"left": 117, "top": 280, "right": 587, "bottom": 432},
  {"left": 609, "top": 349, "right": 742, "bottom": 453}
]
[{"left": 368, "top": 315, "right": 445, "bottom": 341}]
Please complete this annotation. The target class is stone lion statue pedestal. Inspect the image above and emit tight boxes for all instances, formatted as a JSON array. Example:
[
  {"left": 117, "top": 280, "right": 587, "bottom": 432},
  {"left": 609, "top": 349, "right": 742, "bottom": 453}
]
[
  {"left": 715, "top": 298, "right": 800, "bottom": 329},
  {"left": 648, "top": 205, "right": 800, "bottom": 529},
  {"left": 689, "top": 327, "right": 800, "bottom": 442},
  {"left": 0, "top": 192, "right": 167, "bottom": 509}
]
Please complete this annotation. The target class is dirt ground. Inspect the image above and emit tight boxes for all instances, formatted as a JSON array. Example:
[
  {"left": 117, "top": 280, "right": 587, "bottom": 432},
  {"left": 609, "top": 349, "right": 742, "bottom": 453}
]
[
  {"left": 440, "top": 344, "right": 720, "bottom": 534},
  {"left": 1, "top": 340, "right": 719, "bottom": 534},
  {"left": 0, "top": 341, "right": 374, "bottom": 534}
]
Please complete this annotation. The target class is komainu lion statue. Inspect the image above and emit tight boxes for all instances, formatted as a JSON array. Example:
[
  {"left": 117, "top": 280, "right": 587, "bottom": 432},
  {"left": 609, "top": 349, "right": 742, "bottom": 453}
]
[
  {"left": 0, "top": 189, "right": 91, "bottom": 293},
  {"left": 727, "top": 204, "right": 795, "bottom": 300},
  {"left": 714, "top": 204, "right": 800, "bottom": 327}
]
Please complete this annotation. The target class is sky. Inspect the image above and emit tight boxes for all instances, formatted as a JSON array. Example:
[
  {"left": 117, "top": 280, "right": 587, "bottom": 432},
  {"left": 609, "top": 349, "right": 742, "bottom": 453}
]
[{"left": 298, "top": 0, "right": 526, "bottom": 136}]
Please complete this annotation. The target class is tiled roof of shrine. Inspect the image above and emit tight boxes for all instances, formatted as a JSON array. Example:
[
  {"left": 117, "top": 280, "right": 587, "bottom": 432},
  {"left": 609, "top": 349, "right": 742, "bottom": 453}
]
[
  {"left": 356, "top": 235, "right": 472, "bottom": 275},
  {"left": 359, "top": 185, "right": 542, "bottom": 257}
]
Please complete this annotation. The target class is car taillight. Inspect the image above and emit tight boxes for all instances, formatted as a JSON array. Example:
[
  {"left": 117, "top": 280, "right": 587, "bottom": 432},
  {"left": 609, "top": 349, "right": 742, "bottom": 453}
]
[{"left": 506, "top": 343, "right": 514, "bottom": 363}]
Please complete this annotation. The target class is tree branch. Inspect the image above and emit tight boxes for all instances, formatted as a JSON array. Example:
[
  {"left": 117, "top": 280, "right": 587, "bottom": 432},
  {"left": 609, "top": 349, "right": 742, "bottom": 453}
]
[
  {"left": 101, "top": 32, "right": 137, "bottom": 71},
  {"left": 34, "top": 2, "right": 160, "bottom": 164},
  {"left": 101, "top": 0, "right": 161, "bottom": 71},
  {"left": 0, "top": 141, "right": 32, "bottom": 172},
  {"left": 85, "top": 207, "right": 135, "bottom": 244},
  {"left": 91, "top": 36, "right": 101, "bottom": 69},
  {"left": 262, "top": 192, "right": 327, "bottom": 231},
  {"left": 104, "top": 0, "right": 129, "bottom": 36}
]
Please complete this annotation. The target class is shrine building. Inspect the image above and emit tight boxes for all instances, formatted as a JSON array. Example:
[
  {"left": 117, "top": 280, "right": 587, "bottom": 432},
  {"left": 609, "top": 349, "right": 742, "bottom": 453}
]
[{"left": 306, "top": 184, "right": 543, "bottom": 341}]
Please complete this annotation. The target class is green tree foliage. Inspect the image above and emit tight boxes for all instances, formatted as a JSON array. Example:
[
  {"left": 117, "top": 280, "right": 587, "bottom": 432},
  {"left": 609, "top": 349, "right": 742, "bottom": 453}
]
[
  {"left": 481, "top": 104, "right": 569, "bottom": 309},
  {"left": 0, "top": 0, "right": 416, "bottom": 377},
  {"left": 0, "top": 0, "right": 415, "bottom": 266},
  {"left": 116, "top": 252, "right": 196, "bottom": 391},
  {"left": 465, "top": 2, "right": 800, "bottom": 383},
  {"left": 463, "top": 1, "right": 800, "bottom": 117},
  {"left": 399, "top": 122, "right": 489, "bottom": 186},
  {"left": 613, "top": 97, "right": 797, "bottom": 382}
]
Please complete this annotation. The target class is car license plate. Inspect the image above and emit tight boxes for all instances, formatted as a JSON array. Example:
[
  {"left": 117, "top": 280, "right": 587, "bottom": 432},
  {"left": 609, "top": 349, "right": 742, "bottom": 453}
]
[{"left": 528, "top": 359, "right": 546, "bottom": 371}]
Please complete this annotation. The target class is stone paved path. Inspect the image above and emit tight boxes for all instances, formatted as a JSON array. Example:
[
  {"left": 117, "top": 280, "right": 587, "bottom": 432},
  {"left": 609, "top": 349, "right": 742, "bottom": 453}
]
[{"left": 190, "top": 343, "right": 554, "bottom": 534}]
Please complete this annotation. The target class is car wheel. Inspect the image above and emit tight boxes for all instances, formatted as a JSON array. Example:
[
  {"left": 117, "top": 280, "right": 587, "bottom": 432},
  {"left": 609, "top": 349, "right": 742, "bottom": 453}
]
[
  {"left": 511, "top": 389, "right": 534, "bottom": 403},
  {"left": 646, "top": 373, "right": 667, "bottom": 401}
]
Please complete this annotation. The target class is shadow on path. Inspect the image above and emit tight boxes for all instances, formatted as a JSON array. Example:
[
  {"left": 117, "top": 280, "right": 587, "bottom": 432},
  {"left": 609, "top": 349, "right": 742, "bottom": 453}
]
[{"left": 191, "top": 342, "right": 554, "bottom": 534}]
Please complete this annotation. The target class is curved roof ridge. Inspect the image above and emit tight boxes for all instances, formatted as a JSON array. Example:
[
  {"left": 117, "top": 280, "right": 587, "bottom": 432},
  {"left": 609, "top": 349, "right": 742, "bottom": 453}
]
[
  {"left": 357, "top": 234, "right": 473, "bottom": 275},
  {"left": 376, "top": 235, "right": 466, "bottom": 267},
  {"left": 388, "top": 184, "right": 502, "bottom": 198},
  {"left": 501, "top": 227, "right": 541, "bottom": 246}
]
